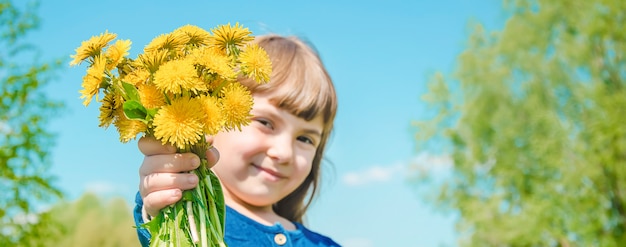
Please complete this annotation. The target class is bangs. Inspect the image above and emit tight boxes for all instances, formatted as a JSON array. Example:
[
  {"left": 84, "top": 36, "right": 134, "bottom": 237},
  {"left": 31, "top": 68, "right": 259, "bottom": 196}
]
[{"left": 239, "top": 35, "right": 337, "bottom": 124}]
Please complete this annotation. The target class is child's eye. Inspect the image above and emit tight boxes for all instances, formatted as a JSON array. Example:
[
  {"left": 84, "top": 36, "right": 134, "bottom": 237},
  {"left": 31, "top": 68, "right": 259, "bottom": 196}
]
[
  {"left": 297, "top": 136, "right": 315, "bottom": 146},
  {"left": 255, "top": 119, "right": 273, "bottom": 129}
]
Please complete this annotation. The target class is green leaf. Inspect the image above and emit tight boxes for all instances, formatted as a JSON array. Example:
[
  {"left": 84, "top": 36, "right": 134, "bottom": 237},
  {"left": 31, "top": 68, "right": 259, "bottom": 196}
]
[
  {"left": 174, "top": 204, "right": 193, "bottom": 247},
  {"left": 123, "top": 100, "right": 148, "bottom": 121},
  {"left": 122, "top": 81, "right": 140, "bottom": 101},
  {"left": 209, "top": 170, "right": 226, "bottom": 234}
]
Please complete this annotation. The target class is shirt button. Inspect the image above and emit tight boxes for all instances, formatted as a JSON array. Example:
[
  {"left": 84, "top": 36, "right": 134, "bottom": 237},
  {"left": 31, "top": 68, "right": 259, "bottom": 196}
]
[{"left": 274, "top": 233, "right": 287, "bottom": 245}]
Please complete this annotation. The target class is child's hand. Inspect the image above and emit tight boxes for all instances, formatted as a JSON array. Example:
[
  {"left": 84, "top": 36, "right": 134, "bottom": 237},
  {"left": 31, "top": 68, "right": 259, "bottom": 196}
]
[{"left": 138, "top": 136, "right": 220, "bottom": 217}]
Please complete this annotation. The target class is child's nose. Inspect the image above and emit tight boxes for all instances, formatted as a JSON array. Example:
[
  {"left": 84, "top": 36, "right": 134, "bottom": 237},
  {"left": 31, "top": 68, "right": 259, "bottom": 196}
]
[{"left": 266, "top": 134, "right": 294, "bottom": 164}]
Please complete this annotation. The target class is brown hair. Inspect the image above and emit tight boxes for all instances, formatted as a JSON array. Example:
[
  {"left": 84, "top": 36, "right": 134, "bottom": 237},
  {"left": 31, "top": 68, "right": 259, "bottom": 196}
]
[{"left": 239, "top": 35, "right": 337, "bottom": 223}]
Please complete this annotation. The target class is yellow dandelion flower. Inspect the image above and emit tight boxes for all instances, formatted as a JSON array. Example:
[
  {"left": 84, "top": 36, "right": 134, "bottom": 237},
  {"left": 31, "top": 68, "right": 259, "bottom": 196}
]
[
  {"left": 136, "top": 50, "right": 169, "bottom": 73},
  {"left": 239, "top": 44, "right": 272, "bottom": 83},
  {"left": 210, "top": 23, "right": 253, "bottom": 55},
  {"left": 144, "top": 31, "right": 190, "bottom": 55},
  {"left": 153, "top": 97, "right": 205, "bottom": 149},
  {"left": 98, "top": 91, "right": 119, "bottom": 128},
  {"left": 198, "top": 95, "right": 223, "bottom": 135},
  {"left": 105, "top": 39, "right": 132, "bottom": 70},
  {"left": 138, "top": 83, "right": 166, "bottom": 109},
  {"left": 70, "top": 31, "right": 117, "bottom": 66},
  {"left": 220, "top": 83, "right": 253, "bottom": 130},
  {"left": 79, "top": 75, "right": 101, "bottom": 106},
  {"left": 153, "top": 59, "right": 207, "bottom": 94},
  {"left": 123, "top": 68, "right": 151, "bottom": 86},
  {"left": 174, "top": 25, "right": 212, "bottom": 47},
  {"left": 190, "top": 46, "right": 236, "bottom": 81},
  {"left": 113, "top": 108, "right": 147, "bottom": 143},
  {"left": 79, "top": 55, "right": 107, "bottom": 106}
]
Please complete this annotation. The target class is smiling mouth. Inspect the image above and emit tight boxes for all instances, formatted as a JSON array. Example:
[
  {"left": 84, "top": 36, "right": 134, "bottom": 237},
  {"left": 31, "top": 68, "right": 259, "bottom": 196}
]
[{"left": 252, "top": 164, "right": 285, "bottom": 180}]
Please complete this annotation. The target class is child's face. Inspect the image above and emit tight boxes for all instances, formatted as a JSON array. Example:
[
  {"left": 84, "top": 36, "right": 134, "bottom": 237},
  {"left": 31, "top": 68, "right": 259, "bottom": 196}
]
[{"left": 212, "top": 93, "right": 324, "bottom": 208}]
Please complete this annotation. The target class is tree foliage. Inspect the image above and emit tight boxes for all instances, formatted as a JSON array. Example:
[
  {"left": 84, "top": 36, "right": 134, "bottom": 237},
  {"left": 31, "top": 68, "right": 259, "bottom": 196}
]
[
  {"left": 18, "top": 193, "right": 140, "bottom": 247},
  {"left": 0, "top": 0, "right": 64, "bottom": 244},
  {"left": 415, "top": 0, "right": 625, "bottom": 246}
]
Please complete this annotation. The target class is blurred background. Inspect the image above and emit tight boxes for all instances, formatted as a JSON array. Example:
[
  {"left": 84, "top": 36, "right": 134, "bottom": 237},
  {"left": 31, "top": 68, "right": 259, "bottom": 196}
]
[{"left": 1, "top": 0, "right": 624, "bottom": 246}]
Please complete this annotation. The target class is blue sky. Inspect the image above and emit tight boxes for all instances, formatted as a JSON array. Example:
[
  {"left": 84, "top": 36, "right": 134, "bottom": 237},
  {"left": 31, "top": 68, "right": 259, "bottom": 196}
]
[{"left": 26, "top": 1, "right": 502, "bottom": 246}]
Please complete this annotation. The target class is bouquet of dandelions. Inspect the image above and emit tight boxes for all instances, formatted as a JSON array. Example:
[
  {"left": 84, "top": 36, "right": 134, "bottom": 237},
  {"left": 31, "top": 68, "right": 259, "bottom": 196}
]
[{"left": 70, "top": 23, "right": 271, "bottom": 247}]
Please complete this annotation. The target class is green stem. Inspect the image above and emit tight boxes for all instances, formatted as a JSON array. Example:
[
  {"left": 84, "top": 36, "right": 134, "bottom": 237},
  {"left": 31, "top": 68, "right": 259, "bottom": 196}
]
[
  {"left": 206, "top": 177, "right": 224, "bottom": 241},
  {"left": 199, "top": 199, "right": 209, "bottom": 247},
  {"left": 187, "top": 201, "right": 199, "bottom": 243},
  {"left": 173, "top": 206, "right": 178, "bottom": 247},
  {"left": 194, "top": 169, "right": 210, "bottom": 247}
]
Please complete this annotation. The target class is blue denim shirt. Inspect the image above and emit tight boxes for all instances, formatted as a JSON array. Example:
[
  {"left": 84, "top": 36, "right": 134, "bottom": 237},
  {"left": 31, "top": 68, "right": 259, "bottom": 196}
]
[{"left": 134, "top": 193, "right": 341, "bottom": 246}]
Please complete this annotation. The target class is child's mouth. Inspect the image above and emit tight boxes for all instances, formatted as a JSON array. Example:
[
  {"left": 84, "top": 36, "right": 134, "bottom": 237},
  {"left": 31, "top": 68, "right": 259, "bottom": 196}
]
[{"left": 252, "top": 164, "right": 285, "bottom": 181}]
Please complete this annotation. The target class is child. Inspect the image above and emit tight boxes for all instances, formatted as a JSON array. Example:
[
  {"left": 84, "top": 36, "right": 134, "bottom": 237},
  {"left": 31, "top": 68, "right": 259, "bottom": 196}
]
[{"left": 133, "top": 34, "right": 340, "bottom": 246}]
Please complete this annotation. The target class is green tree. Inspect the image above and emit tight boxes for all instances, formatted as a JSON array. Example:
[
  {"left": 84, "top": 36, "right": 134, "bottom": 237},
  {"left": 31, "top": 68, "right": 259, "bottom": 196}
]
[
  {"left": 21, "top": 193, "right": 140, "bottom": 247},
  {"left": 414, "top": 0, "right": 625, "bottom": 246},
  {"left": 0, "top": 0, "right": 64, "bottom": 244}
]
